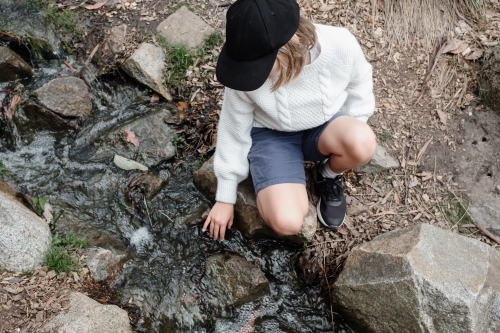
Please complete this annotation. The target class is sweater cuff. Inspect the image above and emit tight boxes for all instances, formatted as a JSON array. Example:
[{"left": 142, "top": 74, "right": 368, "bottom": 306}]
[{"left": 215, "top": 178, "right": 238, "bottom": 204}]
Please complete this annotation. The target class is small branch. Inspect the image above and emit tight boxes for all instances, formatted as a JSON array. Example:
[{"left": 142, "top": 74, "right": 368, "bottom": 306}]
[{"left": 143, "top": 196, "right": 153, "bottom": 228}]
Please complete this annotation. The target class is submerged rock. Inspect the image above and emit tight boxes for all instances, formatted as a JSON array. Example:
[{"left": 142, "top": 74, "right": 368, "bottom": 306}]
[
  {"left": 33, "top": 77, "right": 92, "bottom": 117},
  {"left": 122, "top": 43, "right": 172, "bottom": 101},
  {"left": 92, "top": 108, "right": 176, "bottom": 167},
  {"left": 143, "top": 173, "right": 168, "bottom": 200},
  {"left": 86, "top": 247, "right": 129, "bottom": 282},
  {"left": 332, "top": 223, "right": 500, "bottom": 333},
  {"left": 0, "top": 46, "right": 33, "bottom": 82},
  {"left": 156, "top": 6, "right": 215, "bottom": 49},
  {"left": 479, "top": 45, "right": 500, "bottom": 111},
  {"left": 15, "top": 102, "right": 77, "bottom": 132},
  {"left": 357, "top": 144, "right": 399, "bottom": 173},
  {"left": 203, "top": 254, "right": 270, "bottom": 307},
  {"left": 0, "top": 188, "right": 51, "bottom": 272},
  {"left": 41, "top": 292, "right": 133, "bottom": 333},
  {"left": 193, "top": 156, "right": 317, "bottom": 243}
]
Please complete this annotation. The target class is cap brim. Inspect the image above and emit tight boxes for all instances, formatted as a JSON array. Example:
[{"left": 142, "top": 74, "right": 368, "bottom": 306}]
[{"left": 216, "top": 43, "right": 278, "bottom": 92}]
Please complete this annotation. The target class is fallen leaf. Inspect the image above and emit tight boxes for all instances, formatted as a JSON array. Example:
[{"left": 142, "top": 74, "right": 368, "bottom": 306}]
[
  {"left": 150, "top": 93, "right": 159, "bottom": 104},
  {"left": 124, "top": 130, "right": 140, "bottom": 147},
  {"left": 441, "top": 39, "right": 466, "bottom": 54},
  {"left": 176, "top": 101, "right": 188, "bottom": 119},
  {"left": 85, "top": 1, "right": 108, "bottom": 9},
  {"left": 451, "top": 42, "right": 469, "bottom": 54},
  {"left": 436, "top": 109, "right": 447, "bottom": 125},
  {"left": 6, "top": 94, "right": 22, "bottom": 121},
  {"left": 465, "top": 49, "right": 484, "bottom": 60},
  {"left": 113, "top": 155, "right": 148, "bottom": 171}
]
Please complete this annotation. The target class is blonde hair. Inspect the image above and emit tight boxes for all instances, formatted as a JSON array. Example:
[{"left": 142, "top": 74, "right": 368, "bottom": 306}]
[{"left": 272, "top": 17, "right": 317, "bottom": 91}]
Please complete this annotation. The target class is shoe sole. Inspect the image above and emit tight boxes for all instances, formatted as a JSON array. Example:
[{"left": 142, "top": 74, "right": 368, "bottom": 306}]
[{"left": 316, "top": 198, "right": 346, "bottom": 230}]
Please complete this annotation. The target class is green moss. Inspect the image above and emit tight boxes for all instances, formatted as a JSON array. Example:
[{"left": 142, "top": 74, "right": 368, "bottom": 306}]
[
  {"left": 0, "top": 160, "right": 7, "bottom": 175},
  {"left": 444, "top": 195, "right": 472, "bottom": 226}
]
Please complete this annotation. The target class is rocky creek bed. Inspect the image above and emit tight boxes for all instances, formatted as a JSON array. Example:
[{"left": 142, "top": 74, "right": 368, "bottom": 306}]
[{"left": 1, "top": 0, "right": 500, "bottom": 332}]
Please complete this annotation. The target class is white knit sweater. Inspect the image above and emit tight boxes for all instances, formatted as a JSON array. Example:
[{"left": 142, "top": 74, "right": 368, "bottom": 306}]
[{"left": 214, "top": 24, "right": 375, "bottom": 204}]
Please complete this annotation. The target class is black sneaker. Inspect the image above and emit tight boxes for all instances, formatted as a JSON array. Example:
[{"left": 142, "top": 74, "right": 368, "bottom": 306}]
[{"left": 314, "top": 160, "right": 346, "bottom": 230}]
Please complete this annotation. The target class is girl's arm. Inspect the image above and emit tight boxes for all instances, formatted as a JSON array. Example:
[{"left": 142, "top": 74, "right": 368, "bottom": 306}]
[
  {"left": 202, "top": 88, "right": 254, "bottom": 240},
  {"left": 339, "top": 32, "right": 375, "bottom": 122}
]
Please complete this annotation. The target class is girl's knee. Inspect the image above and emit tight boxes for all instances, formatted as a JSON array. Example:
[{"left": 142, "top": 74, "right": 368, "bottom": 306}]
[
  {"left": 267, "top": 212, "right": 304, "bottom": 236},
  {"left": 346, "top": 123, "right": 376, "bottom": 163}
]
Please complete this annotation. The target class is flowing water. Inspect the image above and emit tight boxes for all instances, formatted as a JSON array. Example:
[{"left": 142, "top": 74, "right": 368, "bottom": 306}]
[{"left": 0, "top": 4, "right": 355, "bottom": 332}]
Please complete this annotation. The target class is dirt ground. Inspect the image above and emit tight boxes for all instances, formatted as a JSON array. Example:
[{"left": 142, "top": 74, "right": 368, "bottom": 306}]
[{"left": 2, "top": 0, "right": 500, "bottom": 331}]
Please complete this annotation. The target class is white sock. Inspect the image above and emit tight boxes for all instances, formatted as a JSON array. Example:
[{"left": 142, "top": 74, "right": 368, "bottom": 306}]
[{"left": 320, "top": 159, "right": 342, "bottom": 179}]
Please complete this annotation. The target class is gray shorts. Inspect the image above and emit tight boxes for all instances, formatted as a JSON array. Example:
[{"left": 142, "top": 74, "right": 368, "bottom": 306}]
[{"left": 248, "top": 112, "right": 348, "bottom": 194}]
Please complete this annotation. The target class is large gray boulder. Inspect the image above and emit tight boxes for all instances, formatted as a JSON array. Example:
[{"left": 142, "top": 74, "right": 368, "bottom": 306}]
[
  {"left": 33, "top": 77, "right": 92, "bottom": 117},
  {"left": 122, "top": 43, "right": 172, "bottom": 101},
  {"left": 203, "top": 254, "right": 270, "bottom": 308},
  {"left": 156, "top": 6, "right": 215, "bottom": 49},
  {"left": 0, "top": 189, "right": 51, "bottom": 272},
  {"left": 193, "top": 156, "right": 317, "bottom": 243},
  {"left": 91, "top": 107, "right": 176, "bottom": 166},
  {"left": 0, "top": 46, "right": 33, "bottom": 82},
  {"left": 332, "top": 223, "right": 500, "bottom": 333},
  {"left": 479, "top": 45, "right": 500, "bottom": 111},
  {"left": 41, "top": 292, "right": 133, "bottom": 333}
]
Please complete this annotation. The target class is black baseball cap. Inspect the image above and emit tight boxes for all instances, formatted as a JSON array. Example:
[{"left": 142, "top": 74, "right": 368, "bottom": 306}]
[{"left": 216, "top": 0, "right": 300, "bottom": 91}]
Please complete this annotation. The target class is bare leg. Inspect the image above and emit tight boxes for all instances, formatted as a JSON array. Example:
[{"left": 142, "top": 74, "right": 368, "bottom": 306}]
[
  {"left": 256, "top": 183, "right": 309, "bottom": 236},
  {"left": 317, "top": 116, "right": 376, "bottom": 172}
]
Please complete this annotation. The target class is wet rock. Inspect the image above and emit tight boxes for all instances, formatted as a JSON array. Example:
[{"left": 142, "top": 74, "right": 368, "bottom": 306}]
[
  {"left": 92, "top": 107, "right": 176, "bottom": 167},
  {"left": 204, "top": 254, "right": 270, "bottom": 307},
  {"left": 0, "top": 189, "right": 51, "bottom": 272},
  {"left": 86, "top": 247, "right": 128, "bottom": 282},
  {"left": 33, "top": 77, "right": 92, "bottom": 117},
  {"left": 156, "top": 6, "right": 215, "bottom": 49},
  {"left": 41, "top": 292, "right": 133, "bottom": 333},
  {"left": 332, "top": 223, "right": 500, "bottom": 333},
  {"left": 0, "top": 46, "right": 33, "bottom": 82},
  {"left": 357, "top": 144, "right": 399, "bottom": 173},
  {"left": 143, "top": 173, "right": 168, "bottom": 200},
  {"left": 193, "top": 156, "right": 317, "bottom": 243},
  {"left": 122, "top": 43, "right": 172, "bottom": 101},
  {"left": 15, "top": 102, "right": 76, "bottom": 132},
  {"left": 0, "top": 3, "right": 60, "bottom": 58},
  {"left": 479, "top": 45, "right": 500, "bottom": 111}
]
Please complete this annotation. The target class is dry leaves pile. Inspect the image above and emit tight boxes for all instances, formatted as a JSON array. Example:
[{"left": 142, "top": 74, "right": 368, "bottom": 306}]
[{"left": 0, "top": 267, "right": 82, "bottom": 332}]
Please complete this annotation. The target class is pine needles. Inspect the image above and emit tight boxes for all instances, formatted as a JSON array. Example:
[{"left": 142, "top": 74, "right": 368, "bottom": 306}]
[{"left": 382, "top": 0, "right": 487, "bottom": 49}]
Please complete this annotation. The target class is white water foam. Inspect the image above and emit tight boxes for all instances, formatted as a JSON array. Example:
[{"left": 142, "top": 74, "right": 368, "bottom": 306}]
[{"left": 129, "top": 227, "right": 152, "bottom": 253}]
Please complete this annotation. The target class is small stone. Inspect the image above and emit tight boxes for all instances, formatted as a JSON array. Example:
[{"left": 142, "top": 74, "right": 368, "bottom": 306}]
[
  {"left": 374, "top": 27, "right": 384, "bottom": 38},
  {"left": 496, "top": 185, "right": 500, "bottom": 193},
  {"left": 108, "top": 24, "right": 127, "bottom": 54},
  {"left": 422, "top": 193, "right": 430, "bottom": 202},
  {"left": 357, "top": 145, "right": 400, "bottom": 173},
  {"left": 47, "top": 271, "right": 57, "bottom": 279}
]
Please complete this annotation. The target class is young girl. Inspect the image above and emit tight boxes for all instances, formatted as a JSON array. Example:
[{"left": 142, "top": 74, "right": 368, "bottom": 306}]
[{"left": 202, "top": 0, "right": 376, "bottom": 240}]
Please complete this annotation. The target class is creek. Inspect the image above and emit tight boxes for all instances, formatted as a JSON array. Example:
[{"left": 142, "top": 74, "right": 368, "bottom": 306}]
[{"left": 0, "top": 3, "right": 355, "bottom": 332}]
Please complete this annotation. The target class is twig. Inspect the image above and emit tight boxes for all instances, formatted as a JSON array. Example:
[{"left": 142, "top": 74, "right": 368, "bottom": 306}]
[
  {"left": 63, "top": 61, "right": 78, "bottom": 73},
  {"left": 448, "top": 190, "right": 500, "bottom": 245},
  {"left": 323, "top": 250, "right": 335, "bottom": 331},
  {"left": 308, "top": 240, "right": 343, "bottom": 247},
  {"left": 157, "top": 210, "right": 174, "bottom": 223},
  {"left": 143, "top": 196, "right": 153, "bottom": 228}
]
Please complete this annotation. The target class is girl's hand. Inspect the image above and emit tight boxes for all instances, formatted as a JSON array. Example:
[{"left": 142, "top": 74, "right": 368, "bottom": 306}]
[{"left": 202, "top": 202, "right": 234, "bottom": 240}]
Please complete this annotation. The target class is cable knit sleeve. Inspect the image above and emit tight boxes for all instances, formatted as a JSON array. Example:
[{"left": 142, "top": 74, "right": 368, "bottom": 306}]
[
  {"left": 213, "top": 88, "right": 254, "bottom": 204},
  {"left": 338, "top": 32, "right": 375, "bottom": 122}
]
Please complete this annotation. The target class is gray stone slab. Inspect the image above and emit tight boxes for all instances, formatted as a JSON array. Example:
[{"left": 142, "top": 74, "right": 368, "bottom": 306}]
[
  {"left": 0, "top": 46, "right": 33, "bottom": 82},
  {"left": 156, "top": 6, "right": 215, "bottom": 49}
]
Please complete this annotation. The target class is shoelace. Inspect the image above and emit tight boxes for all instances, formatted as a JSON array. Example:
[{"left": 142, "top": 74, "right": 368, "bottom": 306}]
[{"left": 318, "top": 176, "right": 342, "bottom": 202}]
